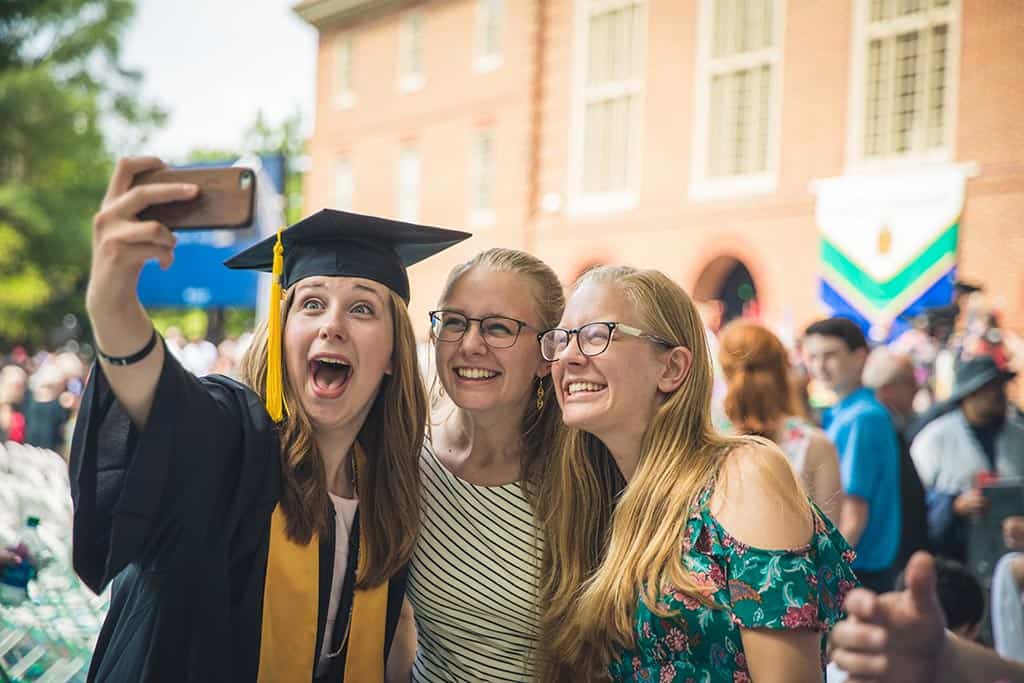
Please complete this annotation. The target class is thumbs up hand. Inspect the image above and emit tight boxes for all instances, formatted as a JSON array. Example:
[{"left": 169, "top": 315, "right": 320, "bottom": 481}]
[{"left": 829, "top": 552, "right": 946, "bottom": 682}]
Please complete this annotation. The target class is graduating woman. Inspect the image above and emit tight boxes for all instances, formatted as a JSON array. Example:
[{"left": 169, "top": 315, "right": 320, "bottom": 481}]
[{"left": 69, "top": 157, "right": 468, "bottom": 682}]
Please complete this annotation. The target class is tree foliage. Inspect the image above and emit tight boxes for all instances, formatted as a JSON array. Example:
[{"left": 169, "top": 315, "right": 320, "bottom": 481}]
[{"left": 0, "top": 0, "right": 164, "bottom": 348}]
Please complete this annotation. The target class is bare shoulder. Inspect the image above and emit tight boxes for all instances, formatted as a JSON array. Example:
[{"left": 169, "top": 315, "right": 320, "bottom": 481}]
[
  {"left": 804, "top": 426, "right": 839, "bottom": 462},
  {"left": 710, "top": 439, "right": 815, "bottom": 550}
]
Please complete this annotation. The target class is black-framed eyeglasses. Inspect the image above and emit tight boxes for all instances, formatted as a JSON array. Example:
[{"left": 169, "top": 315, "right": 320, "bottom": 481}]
[
  {"left": 429, "top": 310, "right": 537, "bottom": 349},
  {"left": 538, "top": 321, "right": 675, "bottom": 361}
]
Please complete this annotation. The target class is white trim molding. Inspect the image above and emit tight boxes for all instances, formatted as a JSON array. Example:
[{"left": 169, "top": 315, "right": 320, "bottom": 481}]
[
  {"left": 473, "top": 0, "right": 504, "bottom": 73},
  {"left": 845, "top": 0, "right": 961, "bottom": 172},
  {"left": 689, "top": 0, "right": 785, "bottom": 201},
  {"left": 567, "top": 0, "right": 647, "bottom": 215}
]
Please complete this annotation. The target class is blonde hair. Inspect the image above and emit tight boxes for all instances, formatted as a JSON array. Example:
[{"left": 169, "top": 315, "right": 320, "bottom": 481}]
[
  {"left": 538, "top": 266, "right": 761, "bottom": 679},
  {"left": 241, "top": 286, "right": 426, "bottom": 588},
  {"left": 434, "top": 248, "right": 565, "bottom": 501},
  {"left": 718, "top": 320, "right": 800, "bottom": 436}
]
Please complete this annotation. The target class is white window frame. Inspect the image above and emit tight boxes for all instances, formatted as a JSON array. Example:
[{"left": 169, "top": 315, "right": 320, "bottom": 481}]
[
  {"left": 690, "top": 0, "right": 785, "bottom": 201},
  {"left": 333, "top": 36, "right": 355, "bottom": 110},
  {"left": 474, "top": 0, "right": 504, "bottom": 73},
  {"left": 397, "top": 146, "right": 420, "bottom": 222},
  {"left": 470, "top": 127, "right": 496, "bottom": 226},
  {"left": 567, "top": 0, "right": 647, "bottom": 216},
  {"left": 398, "top": 11, "right": 426, "bottom": 93},
  {"left": 846, "top": 0, "right": 960, "bottom": 172},
  {"left": 333, "top": 159, "right": 354, "bottom": 211}
]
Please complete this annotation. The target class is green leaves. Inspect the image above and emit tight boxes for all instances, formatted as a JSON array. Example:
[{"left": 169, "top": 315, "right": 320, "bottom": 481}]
[{"left": 0, "top": 0, "right": 163, "bottom": 347}]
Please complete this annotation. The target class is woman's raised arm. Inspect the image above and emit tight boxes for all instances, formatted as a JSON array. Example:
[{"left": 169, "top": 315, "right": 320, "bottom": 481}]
[{"left": 86, "top": 156, "right": 197, "bottom": 428}]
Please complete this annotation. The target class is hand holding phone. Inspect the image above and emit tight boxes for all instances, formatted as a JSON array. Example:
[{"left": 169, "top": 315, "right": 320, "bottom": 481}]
[{"left": 133, "top": 166, "right": 256, "bottom": 230}]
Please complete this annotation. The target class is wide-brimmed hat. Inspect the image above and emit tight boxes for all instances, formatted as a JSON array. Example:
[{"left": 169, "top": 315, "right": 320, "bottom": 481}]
[{"left": 949, "top": 355, "right": 1017, "bottom": 404}]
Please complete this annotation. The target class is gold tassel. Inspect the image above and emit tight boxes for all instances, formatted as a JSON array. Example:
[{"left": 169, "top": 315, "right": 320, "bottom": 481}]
[{"left": 266, "top": 228, "right": 285, "bottom": 422}]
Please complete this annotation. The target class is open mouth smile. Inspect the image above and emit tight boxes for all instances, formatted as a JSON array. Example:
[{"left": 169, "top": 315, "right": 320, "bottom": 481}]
[
  {"left": 453, "top": 367, "right": 501, "bottom": 381},
  {"left": 564, "top": 381, "right": 607, "bottom": 399},
  {"left": 309, "top": 355, "right": 352, "bottom": 399}
]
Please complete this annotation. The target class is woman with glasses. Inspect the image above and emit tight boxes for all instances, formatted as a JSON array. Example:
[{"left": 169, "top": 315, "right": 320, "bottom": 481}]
[
  {"left": 535, "top": 266, "right": 857, "bottom": 682},
  {"left": 388, "top": 248, "right": 564, "bottom": 681}
]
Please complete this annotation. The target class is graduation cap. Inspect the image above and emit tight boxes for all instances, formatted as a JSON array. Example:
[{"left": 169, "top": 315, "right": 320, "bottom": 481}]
[{"left": 224, "top": 209, "right": 471, "bottom": 420}]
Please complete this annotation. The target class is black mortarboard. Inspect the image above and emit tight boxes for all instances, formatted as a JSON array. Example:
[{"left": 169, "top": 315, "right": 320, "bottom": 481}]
[
  {"left": 223, "top": 209, "right": 470, "bottom": 422},
  {"left": 224, "top": 208, "right": 471, "bottom": 302}
]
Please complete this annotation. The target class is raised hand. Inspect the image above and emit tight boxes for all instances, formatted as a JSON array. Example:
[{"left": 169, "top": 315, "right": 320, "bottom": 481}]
[
  {"left": 86, "top": 157, "right": 195, "bottom": 427},
  {"left": 86, "top": 156, "right": 195, "bottom": 320},
  {"left": 830, "top": 552, "right": 945, "bottom": 682}
]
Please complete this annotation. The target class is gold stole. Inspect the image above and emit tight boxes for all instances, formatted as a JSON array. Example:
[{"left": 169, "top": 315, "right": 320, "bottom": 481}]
[{"left": 256, "top": 450, "right": 389, "bottom": 681}]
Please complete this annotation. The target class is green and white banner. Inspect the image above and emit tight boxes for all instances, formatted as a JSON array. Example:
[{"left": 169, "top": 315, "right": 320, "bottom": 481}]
[{"left": 815, "top": 167, "right": 968, "bottom": 340}]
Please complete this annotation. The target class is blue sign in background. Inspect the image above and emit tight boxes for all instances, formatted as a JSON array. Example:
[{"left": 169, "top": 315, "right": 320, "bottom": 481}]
[{"left": 137, "top": 154, "right": 284, "bottom": 308}]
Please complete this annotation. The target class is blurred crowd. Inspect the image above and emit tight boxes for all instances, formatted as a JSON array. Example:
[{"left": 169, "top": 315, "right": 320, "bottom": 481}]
[
  {"left": 700, "top": 281, "right": 1024, "bottom": 671},
  {"left": 0, "top": 329, "right": 254, "bottom": 458}
]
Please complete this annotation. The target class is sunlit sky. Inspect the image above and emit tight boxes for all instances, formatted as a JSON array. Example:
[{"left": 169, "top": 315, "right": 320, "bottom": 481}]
[{"left": 119, "top": 0, "right": 318, "bottom": 161}]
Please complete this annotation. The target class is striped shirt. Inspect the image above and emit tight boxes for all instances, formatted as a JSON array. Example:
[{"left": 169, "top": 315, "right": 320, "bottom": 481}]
[{"left": 407, "top": 438, "right": 542, "bottom": 682}]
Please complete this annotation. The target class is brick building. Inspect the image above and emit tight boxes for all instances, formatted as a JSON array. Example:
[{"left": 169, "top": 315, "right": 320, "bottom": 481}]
[{"left": 295, "top": 0, "right": 1024, "bottom": 341}]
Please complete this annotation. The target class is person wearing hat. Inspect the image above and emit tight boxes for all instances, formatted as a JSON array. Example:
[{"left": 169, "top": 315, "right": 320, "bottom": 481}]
[
  {"left": 69, "top": 157, "right": 469, "bottom": 682},
  {"left": 910, "top": 354, "right": 1024, "bottom": 561}
]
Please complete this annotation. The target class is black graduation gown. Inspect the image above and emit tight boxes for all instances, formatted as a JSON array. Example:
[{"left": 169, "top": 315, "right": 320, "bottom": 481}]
[{"left": 69, "top": 350, "right": 408, "bottom": 682}]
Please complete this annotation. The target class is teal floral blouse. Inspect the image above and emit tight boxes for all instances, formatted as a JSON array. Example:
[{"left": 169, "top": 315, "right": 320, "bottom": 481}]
[{"left": 608, "top": 484, "right": 858, "bottom": 682}]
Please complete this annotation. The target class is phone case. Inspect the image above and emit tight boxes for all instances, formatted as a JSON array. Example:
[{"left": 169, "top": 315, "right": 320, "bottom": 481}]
[{"left": 135, "top": 167, "right": 256, "bottom": 230}]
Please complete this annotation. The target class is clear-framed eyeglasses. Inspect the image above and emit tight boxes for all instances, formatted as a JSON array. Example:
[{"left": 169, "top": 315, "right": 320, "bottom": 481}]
[
  {"left": 538, "top": 321, "right": 675, "bottom": 361},
  {"left": 429, "top": 310, "right": 537, "bottom": 349}
]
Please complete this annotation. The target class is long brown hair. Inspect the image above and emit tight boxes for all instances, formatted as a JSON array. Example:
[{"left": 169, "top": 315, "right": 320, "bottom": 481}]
[
  {"left": 718, "top": 320, "right": 800, "bottom": 436},
  {"left": 241, "top": 286, "right": 426, "bottom": 588},
  {"left": 432, "top": 248, "right": 565, "bottom": 502},
  {"left": 537, "top": 266, "right": 751, "bottom": 679}
]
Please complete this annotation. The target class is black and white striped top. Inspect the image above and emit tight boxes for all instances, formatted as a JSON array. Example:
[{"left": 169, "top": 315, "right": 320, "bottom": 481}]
[{"left": 407, "top": 438, "right": 542, "bottom": 682}]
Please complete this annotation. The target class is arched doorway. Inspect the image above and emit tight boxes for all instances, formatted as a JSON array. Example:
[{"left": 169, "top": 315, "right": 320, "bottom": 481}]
[{"left": 692, "top": 255, "right": 759, "bottom": 327}]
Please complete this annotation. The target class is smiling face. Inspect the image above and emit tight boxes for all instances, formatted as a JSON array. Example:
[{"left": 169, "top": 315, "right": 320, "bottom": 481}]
[
  {"left": 802, "top": 333, "right": 866, "bottom": 398},
  {"left": 550, "top": 281, "right": 671, "bottom": 445},
  {"left": 283, "top": 275, "right": 394, "bottom": 435},
  {"left": 434, "top": 267, "right": 549, "bottom": 421}
]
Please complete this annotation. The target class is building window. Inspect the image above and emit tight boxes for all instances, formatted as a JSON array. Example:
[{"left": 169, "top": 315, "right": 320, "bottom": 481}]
[
  {"left": 333, "top": 37, "right": 354, "bottom": 109},
  {"left": 471, "top": 128, "right": 495, "bottom": 224},
  {"left": 398, "top": 11, "right": 425, "bottom": 92},
  {"left": 333, "top": 160, "right": 353, "bottom": 211},
  {"left": 397, "top": 147, "right": 420, "bottom": 222},
  {"left": 570, "top": 0, "right": 645, "bottom": 209},
  {"left": 693, "top": 0, "right": 782, "bottom": 196},
  {"left": 475, "top": 0, "right": 503, "bottom": 72},
  {"left": 851, "top": 0, "right": 959, "bottom": 164}
]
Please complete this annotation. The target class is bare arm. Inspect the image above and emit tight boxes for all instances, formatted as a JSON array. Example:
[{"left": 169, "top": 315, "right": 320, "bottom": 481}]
[
  {"left": 86, "top": 157, "right": 196, "bottom": 428},
  {"left": 806, "top": 431, "right": 843, "bottom": 526},
  {"left": 839, "top": 495, "right": 869, "bottom": 548},
  {"left": 713, "top": 442, "right": 822, "bottom": 682},
  {"left": 742, "top": 629, "right": 822, "bottom": 683},
  {"left": 938, "top": 633, "right": 1024, "bottom": 683},
  {"left": 385, "top": 598, "right": 416, "bottom": 683}
]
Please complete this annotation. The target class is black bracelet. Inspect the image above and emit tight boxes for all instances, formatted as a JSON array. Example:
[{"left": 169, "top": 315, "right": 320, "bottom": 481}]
[{"left": 96, "top": 328, "right": 159, "bottom": 366}]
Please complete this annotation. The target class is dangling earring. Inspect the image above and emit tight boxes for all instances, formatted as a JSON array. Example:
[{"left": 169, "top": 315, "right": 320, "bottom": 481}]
[{"left": 536, "top": 381, "right": 545, "bottom": 411}]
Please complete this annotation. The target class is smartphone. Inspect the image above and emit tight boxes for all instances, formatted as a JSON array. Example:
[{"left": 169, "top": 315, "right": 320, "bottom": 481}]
[{"left": 134, "top": 167, "right": 256, "bottom": 230}]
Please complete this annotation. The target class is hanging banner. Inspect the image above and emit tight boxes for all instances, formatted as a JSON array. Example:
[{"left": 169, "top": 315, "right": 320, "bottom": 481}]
[{"left": 814, "top": 167, "right": 968, "bottom": 341}]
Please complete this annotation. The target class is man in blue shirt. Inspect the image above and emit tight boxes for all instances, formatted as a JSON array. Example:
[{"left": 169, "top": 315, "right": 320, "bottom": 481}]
[{"left": 803, "top": 317, "right": 902, "bottom": 592}]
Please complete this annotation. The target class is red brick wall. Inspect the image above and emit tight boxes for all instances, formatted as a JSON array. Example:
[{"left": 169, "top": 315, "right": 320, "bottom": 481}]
[{"left": 303, "top": 0, "right": 1024, "bottom": 339}]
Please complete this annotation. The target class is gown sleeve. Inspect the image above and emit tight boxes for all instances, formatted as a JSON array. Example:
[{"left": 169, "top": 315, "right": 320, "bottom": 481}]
[{"left": 69, "top": 347, "right": 255, "bottom": 593}]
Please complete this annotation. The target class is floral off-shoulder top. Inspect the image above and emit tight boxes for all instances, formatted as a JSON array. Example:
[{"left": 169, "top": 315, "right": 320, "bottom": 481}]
[{"left": 608, "top": 483, "right": 858, "bottom": 682}]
